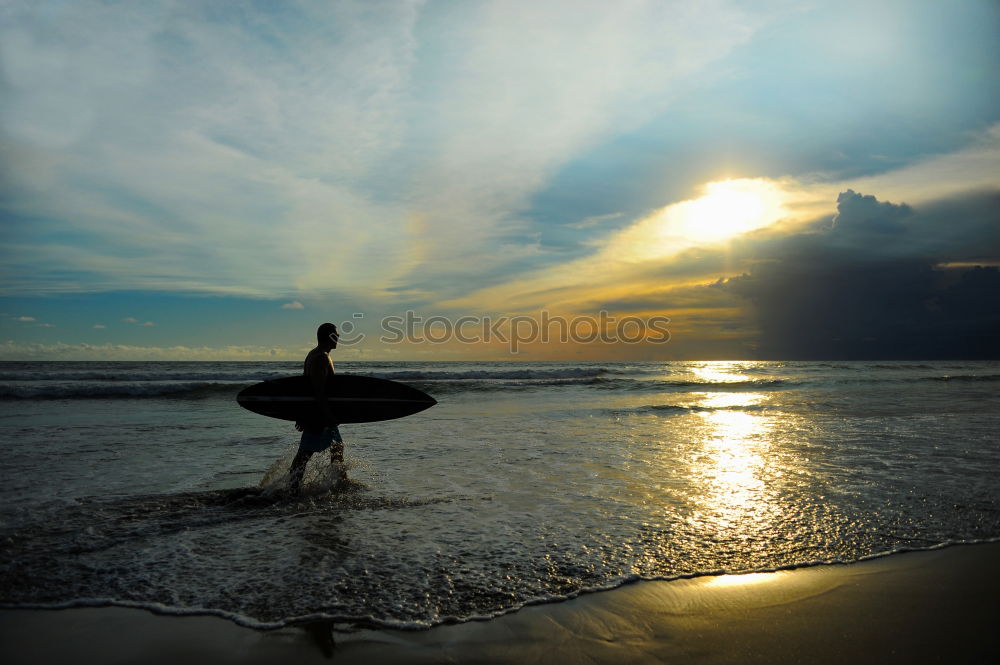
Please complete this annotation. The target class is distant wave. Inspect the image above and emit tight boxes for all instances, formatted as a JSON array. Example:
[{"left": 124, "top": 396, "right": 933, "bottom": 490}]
[
  {"left": 0, "top": 373, "right": 798, "bottom": 400},
  {"left": 360, "top": 367, "right": 620, "bottom": 395},
  {"left": 0, "top": 381, "right": 245, "bottom": 400},
  {"left": 403, "top": 375, "right": 799, "bottom": 396},
  {"left": 924, "top": 374, "right": 1000, "bottom": 382},
  {"left": 582, "top": 377, "right": 797, "bottom": 392},
  {"left": 2, "top": 365, "right": 997, "bottom": 400},
  {"left": 603, "top": 403, "right": 775, "bottom": 417},
  {"left": 369, "top": 367, "right": 616, "bottom": 381},
  {"left": 0, "top": 367, "right": 620, "bottom": 399},
  {"left": 0, "top": 370, "right": 287, "bottom": 382},
  {"left": 651, "top": 378, "right": 794, "bottom": 389},
  {"left": 0, "top": 366, "right": 614, "bottom": 385}
]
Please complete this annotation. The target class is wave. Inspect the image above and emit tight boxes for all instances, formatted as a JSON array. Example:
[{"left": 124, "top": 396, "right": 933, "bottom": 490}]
[
  {"left": 650, "top": 378, "right": 793, "bottom": 389},
  {"left": 0, "top": 364, "right": 623, "bottom": 382},
  {"left": 581, "top": 377, "right": 797, "bottom": 392},
  {"left": 369, "top": 367, "right": 616, "bottom": 381},
  {"left": 603, "top": 403, "right": 775, "bottom": 417},
  {"left": 396, "top": 375, "right": 801, "bottom": 397},
  {"left": 0, "top": 367, "right": 617, "bottom": 400},
  {"left": 924, "top": 374, "right": 1000, "bottom": 382},
  {"left": 4, "top": 539, "right": 995, "bottom": 632},
  {"left": 0, "top": 381, "right": 246, "bottom": 400},
  {"left": 0, "top": 374, "right": 796, "bottom": 400},
  {"left": 0, "top": 366, "right": 615, "bottom": 388},
  {"left": 0, "top": 370, "right": 288, "bottom": 383},
  {"left": 3, "top": 367, "right": 997, "bottom": 400}
]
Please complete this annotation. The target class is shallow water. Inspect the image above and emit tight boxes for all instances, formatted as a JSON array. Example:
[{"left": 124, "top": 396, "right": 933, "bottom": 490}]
[{"left": 1, "top": 360, "right": 998, "bottom": 628}]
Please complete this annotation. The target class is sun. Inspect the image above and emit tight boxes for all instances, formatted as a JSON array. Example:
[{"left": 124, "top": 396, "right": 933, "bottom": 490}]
[
  {"left": 672, "top": 178, "right": 787, "bottom": 244},
  {"left": 601, "top": 177, "right": 793, "bottom": 264}
]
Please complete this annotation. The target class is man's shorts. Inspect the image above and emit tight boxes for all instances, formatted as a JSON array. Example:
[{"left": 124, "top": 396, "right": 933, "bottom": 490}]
[{"left": 299, "top": 425, "right": 343, "bottom": 453}]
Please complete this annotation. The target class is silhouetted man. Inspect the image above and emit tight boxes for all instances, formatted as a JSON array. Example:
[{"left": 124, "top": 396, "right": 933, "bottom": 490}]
[{"left": 289, "top": 322, "right": 346, "bottom": 494}]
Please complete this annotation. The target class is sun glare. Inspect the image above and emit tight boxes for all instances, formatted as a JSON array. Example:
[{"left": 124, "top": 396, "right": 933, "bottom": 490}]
[
  {"left": 706, "top": 572, "right": 777, "bottom": 588},
  {"left": 671, "top": 179, "right": 787, "bottom": 244},
  {"left": 608, "top": 177, "right": 793, "bottom": 264}
]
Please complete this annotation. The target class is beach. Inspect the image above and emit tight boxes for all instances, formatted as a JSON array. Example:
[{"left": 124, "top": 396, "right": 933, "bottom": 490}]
[
  {"left": 2, "top": 360, "right": 999, "bottom": 658},
  {"left": 3, "top": 542, "right": 998, "bottom": 664}
]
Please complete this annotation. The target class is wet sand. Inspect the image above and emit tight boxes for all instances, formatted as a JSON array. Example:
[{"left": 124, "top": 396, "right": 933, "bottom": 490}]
[{"left": 2, "top": 542, "right": 998, "bottom": 664}]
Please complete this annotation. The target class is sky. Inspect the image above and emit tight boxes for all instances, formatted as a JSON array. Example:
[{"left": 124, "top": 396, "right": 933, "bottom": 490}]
[{"left": 1, "top": 0, "right": 998, "bottom": 361}]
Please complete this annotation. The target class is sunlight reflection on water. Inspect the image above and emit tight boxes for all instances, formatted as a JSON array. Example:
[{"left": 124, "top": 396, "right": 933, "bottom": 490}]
[
  {"left": 683, "top": 363, "right": 789, "bottom": 539},
  {"left": 690, "top": 362, "right": 752, "bottom": 384},
  {"left": 689, "top": 409, "right": 776, "bottom": 532}
]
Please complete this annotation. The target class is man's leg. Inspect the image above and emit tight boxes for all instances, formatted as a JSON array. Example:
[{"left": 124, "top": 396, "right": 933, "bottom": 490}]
[
  {"left": 289, "top": 449, "right": 313, "bottom": 494},
  {"left": 329, "top": 426, "right": 347, "bottom": 482}
]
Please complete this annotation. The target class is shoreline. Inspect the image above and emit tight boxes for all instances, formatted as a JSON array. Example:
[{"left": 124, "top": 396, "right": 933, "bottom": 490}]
[{"left": 3, "top": 542, "right": 999, "bottom": 664}]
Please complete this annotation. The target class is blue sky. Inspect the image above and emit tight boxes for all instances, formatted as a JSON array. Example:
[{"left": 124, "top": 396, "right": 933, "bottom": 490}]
[{"left": 1, "top": 0, "right": 998, "bottom": 360}]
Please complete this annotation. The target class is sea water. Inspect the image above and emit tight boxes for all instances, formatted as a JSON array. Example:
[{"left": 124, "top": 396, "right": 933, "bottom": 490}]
[{"left": 1, "top": 360, "right": 998, "bottom": 629}]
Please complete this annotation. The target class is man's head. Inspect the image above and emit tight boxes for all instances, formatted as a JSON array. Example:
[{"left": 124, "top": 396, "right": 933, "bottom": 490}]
[{"left": 317, "top": 322, "right": 339, "bottom": 350}]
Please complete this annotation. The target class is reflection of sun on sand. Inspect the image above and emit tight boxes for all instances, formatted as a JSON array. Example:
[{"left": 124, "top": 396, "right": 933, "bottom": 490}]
[{"left": 705, "top": 571, "right": 775, "bottom": 588}]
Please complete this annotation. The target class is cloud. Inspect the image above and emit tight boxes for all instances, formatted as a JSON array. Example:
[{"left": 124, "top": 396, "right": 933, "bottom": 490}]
[
  {"left": 430, "top": 176, "right": 999, "bottom": 358},
  {"left": 11, "top": 315, "right": 53, "bottom": 327},
  {"left": 566, "top": 212, "right": 626, "bottom": 230},
  {"left": 0, "top": 341, "right": 379, "bottom": 361},
  {"left": 437, "top": 177, "right": 797, "bottom": 314},
  {"left": 781, "top": 123, "right": 1000, "bottom": 215},
  {"left": 0, "top": 341, "right": 294, "bottom": 361},
  {"left": 140, "top": 321, "right": 155, "bottom": 327},
  {"left": 0, "top": 1, "right": 426, "bottom": 299},
  {"left": 281, "top": 301, "right": 305, "bottom": 310},
  {"left": 832, "top": 189, "right": 912, "bottom": 236},
  {"left": 0, "top": 0, "right": 780, "bottom": 302},
  {"left": 93, "top": 324, "right": 106, "bottom": 329},
  {"left": 121, "top": 317, "right": 155, "bottom": 326},
  {"left": 121, "top": 317, "right": 139, "bottom": 323},
  {"left": 721, "top": 189, "right": 1000, "bottom": 359},
  {"left": 4, "top": 0, "right": 996, "bottom": 364},
  {"left": 434, "top": 122, "right": 1000, "bottom": 319}
]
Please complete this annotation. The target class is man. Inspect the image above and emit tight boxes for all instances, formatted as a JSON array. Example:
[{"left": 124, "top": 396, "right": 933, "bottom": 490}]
[{"left": 288, "top": 322, "right": 347, "bottom": 494}]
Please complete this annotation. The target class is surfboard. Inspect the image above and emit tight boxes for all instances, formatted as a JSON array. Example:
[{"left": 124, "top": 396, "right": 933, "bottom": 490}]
[{"left": 236, "top": 375, "right": 436, "bottom": 424}]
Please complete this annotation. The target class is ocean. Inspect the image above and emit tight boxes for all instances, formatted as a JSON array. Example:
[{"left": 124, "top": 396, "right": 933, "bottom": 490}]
[{"left": 1, "top": 360, "right": 998, "bottom": 629}]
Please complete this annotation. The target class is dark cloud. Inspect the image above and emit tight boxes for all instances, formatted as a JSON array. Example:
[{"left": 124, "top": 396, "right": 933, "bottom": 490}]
[
  {"left": 830, "top": 189, "right": 912, "bottom": 244},
  {"left": 722, "top": 189, "right": 1000, "bottom": 359}
]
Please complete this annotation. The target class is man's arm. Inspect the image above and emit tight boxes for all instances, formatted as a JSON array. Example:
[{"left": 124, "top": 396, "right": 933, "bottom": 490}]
[{"left": 306, "top": 353, "right": 334, "bottom": 424}]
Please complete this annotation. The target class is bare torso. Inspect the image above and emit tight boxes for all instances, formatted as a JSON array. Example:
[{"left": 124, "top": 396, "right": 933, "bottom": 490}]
[{"left": 303, "top": 346, "right": 334, "bottom": 381}]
